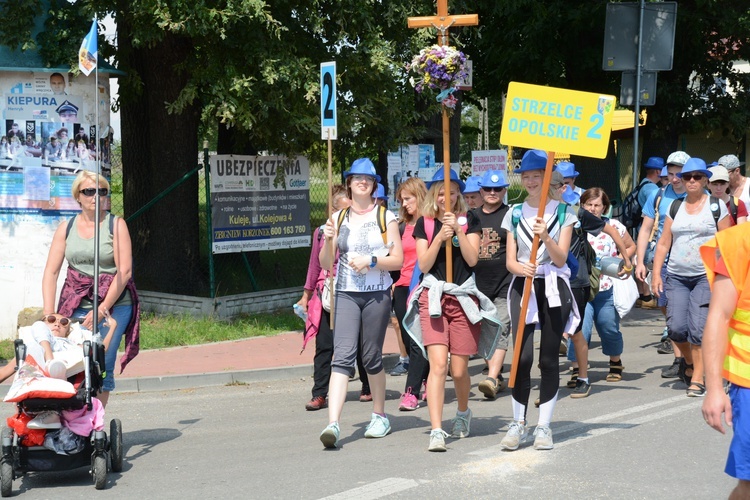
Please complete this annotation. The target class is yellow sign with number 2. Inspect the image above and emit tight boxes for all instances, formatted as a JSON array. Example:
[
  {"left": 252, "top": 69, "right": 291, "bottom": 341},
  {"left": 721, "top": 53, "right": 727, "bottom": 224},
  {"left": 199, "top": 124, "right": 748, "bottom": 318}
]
[{"left": 501, "top": 82, "right": 616, "bottom": 159}]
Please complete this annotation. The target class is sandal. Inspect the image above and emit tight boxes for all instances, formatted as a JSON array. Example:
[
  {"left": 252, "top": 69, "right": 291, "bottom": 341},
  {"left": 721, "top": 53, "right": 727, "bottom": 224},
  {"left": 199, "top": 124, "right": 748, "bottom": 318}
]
[
  {"left": 566, "top": 368, "right": 579, "bottom": 389},
  {"left": 678, "top": 359, "right": 694, "bottom": 386},
  {"left": 606, "top": 360, "right": 624, "bottom": 382},
  {"left": 686, "top": 383, "right": 706, "bottom": 397}
]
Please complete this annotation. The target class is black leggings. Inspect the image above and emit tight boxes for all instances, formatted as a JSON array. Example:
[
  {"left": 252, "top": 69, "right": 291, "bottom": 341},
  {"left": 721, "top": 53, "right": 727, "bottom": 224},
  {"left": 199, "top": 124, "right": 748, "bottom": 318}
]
[
  {"left": 393, "top": 286, "right": 429, "bottom": 396},
  {"left": 509, "top": 276, "right": 573, "bottom": 417}
]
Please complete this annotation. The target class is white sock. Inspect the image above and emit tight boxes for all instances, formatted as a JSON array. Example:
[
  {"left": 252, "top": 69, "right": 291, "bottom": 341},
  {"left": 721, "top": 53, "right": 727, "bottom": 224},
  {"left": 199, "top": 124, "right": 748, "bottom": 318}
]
[
  {"left": 457, "top": 408, "right": 470, "bottom": 417},
  {"left": 511, "top": 396, "right": 526, "bottom": 423},
  {"left": 537, "top": 391, "right": 559, "bottom": 428},
  {"left": 400, "top": 356, "right": 409, "bottom": 363}
]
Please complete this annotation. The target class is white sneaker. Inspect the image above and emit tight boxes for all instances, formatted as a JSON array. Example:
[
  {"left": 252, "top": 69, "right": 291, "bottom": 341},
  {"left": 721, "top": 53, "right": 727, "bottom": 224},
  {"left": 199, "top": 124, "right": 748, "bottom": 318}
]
[
  {"left": 428, "top": 429, "right": 449, "bottom": 452},
  {"left": 533, "top": 425, "right": 554, "bottom": 450},
  {"left": 27, "top": 411, "right": 61, "bottom": 430},
  {"left": 500, "top": 421, "right": 527, "bottom": 450},
  {"left": 46, "top": 359, "right": 67, "bottom": 380},
  {"left": 450, "top": 409, "right": 472, "bottom": 438}
]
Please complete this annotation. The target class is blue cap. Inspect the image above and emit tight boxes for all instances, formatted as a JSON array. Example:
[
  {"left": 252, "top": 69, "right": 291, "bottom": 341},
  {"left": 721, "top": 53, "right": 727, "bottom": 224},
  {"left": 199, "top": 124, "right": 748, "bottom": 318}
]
[
  {"left": 660, "top": 166, "right": 668, "bottom": 177},
  {"left": 554, "top": 161, "right": 579, "bottom": 178},
  {"left": 561, "top": 185, "right": 580, "bottom": 205},
  {"left": 644, "top": 156, "right": 665, "bottom": 170},
  {"left": 343, "top": 158, "right": 380, "bottom": 182},
  {"left": 426, "top": 168, "right": 465, "bottom": 193},
  {"left": 677, "top": 157, "right": 712, "bottom": 179},
  {"left": 516, "top": 149, "right": 548, "bottom": 172},
  {"left": 463, "top": 176, "right": 482, "bottom": 194},
  {"left": 479, "top": 169, "right": 509, "bottom": 189},
  {"left": 375, "top": 183, "right": 388, "bottom": 201}
]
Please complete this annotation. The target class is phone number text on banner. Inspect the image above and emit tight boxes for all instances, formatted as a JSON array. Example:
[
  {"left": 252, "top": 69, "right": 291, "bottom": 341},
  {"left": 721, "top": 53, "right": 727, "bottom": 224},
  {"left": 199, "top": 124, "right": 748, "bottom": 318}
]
[{"left": 210, "top": 155, "right": 311, "bottom": 254}]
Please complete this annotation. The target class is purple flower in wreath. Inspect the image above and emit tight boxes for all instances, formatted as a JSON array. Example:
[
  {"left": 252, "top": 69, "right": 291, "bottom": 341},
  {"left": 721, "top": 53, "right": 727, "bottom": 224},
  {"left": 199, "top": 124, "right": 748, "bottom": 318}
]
[{"left": 408, "top": 45, "right": 468, "bottom": 94}]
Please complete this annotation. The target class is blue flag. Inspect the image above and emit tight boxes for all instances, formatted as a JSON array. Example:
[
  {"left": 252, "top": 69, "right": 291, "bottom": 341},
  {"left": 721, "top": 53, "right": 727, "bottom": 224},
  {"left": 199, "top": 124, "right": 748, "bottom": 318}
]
[{"left": 78, "top": 19, "right": 98, "bottom": 76}]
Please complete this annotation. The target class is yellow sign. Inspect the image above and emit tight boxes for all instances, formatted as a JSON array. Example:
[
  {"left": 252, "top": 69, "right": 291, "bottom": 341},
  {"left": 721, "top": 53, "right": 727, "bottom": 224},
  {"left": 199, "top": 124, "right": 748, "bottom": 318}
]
[{"left": 500, "top": 82, "right": 616, "bottom": 159}]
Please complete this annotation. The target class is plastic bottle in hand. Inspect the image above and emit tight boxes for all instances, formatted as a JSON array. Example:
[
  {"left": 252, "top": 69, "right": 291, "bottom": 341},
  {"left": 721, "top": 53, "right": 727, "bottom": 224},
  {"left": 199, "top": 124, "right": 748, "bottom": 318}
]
[{"left": 292, "top": 304, "right": 308, "bottom": 322}]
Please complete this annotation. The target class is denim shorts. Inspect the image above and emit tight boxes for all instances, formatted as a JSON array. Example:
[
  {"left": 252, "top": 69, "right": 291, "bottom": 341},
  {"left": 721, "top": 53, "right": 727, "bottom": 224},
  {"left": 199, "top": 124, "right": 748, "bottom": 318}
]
[{"left": 665, "top": 273, "right": 710, "bottom": 345}]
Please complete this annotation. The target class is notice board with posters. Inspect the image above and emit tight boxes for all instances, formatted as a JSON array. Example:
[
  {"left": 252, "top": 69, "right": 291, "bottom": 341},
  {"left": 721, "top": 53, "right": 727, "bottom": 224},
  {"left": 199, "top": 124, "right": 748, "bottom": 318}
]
[
  {"left": 0, "top": 71, "right": 113, "bottom": 339},
  {"left": 209, "top": 155, "right": 311, "bottom": 254}
]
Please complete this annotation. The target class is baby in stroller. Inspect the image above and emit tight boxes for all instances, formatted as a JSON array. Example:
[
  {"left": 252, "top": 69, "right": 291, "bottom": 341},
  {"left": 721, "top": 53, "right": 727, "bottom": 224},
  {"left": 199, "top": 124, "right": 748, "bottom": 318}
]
[{"left": 0, "top": 312, "right": 123, "bottom": 494}]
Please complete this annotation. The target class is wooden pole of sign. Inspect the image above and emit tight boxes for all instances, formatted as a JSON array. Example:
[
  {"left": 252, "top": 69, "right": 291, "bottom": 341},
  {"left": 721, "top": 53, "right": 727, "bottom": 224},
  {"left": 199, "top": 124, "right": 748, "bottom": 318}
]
[
  {"left": 327, "top": 129, "right": 337, "bottom": 330},
  {"left": 508, "top": 152, "right": 556, "bottom": 389},
  {"left": 408, "top": 0, "right": 478, "bottom": 283}
]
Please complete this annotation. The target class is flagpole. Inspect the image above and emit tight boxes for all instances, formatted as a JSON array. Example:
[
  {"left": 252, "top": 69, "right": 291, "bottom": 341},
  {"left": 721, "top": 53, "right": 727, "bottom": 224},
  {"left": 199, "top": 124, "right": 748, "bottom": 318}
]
[{"left": 91, "top": 17, "right": 101, "bottom": 338}]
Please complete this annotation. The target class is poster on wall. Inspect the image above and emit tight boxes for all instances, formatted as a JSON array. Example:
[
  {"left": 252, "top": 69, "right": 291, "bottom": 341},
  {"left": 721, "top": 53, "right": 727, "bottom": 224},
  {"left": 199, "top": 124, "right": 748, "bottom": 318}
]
[
  {"left": 471, "top": 149, "right": 508, "bottom": 176},
  {"left": 386, "top": 151, "right": 402, "bottom": 213},
  {"left": 210, "top": 155, "right": 311, "bottom": 253}
]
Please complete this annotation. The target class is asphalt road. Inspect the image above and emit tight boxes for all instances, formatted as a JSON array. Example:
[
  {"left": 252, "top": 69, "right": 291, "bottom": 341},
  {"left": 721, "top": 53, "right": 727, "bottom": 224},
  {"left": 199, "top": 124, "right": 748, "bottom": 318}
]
[{"left": 2, "top": 316, "right": 737, "bottom": 499}]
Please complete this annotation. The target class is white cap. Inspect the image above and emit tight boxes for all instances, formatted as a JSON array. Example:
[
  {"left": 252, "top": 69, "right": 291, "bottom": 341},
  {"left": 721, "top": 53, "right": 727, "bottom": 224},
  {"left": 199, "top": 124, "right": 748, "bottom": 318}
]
[{"left": 666, "top": 151, "right": 690, "bottom": 167}]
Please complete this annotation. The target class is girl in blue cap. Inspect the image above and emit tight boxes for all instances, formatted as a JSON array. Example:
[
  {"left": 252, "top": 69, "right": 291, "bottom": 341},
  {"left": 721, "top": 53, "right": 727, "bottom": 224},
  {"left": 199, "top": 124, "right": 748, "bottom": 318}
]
[
  {"left": 500, "top": 149, "right": 579, "bottom": 451},
  {"left": 318, "top": 158, "right": 404, "bottom": 449}
]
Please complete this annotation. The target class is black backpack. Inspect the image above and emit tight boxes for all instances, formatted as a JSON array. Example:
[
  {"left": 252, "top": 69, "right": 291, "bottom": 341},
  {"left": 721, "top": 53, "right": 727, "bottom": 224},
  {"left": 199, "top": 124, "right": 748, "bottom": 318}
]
[
  {"left": 668, "top": 196, "right": 721, "bottom": 228},
  {"left": 617, "top": 180, "right": 651, "bottom": 231}
]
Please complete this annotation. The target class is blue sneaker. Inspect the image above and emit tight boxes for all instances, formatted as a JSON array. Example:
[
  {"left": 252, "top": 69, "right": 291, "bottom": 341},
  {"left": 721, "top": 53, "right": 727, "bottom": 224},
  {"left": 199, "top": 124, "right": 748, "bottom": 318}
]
[
  {"left": 320, "top": 422, "right": 340, "bottom": 448},
  {"left": 364, "top": 413, "right": 391, "bottom": 438},
  {"left": 390, "top": 361, "right": 409, "bottom": 376}
]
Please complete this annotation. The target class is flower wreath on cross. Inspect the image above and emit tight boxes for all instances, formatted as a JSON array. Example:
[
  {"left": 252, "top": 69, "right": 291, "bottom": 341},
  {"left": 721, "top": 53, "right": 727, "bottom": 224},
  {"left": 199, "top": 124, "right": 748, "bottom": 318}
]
[{"left": 408, "top": 44, "right": 468, "bottom": 111}]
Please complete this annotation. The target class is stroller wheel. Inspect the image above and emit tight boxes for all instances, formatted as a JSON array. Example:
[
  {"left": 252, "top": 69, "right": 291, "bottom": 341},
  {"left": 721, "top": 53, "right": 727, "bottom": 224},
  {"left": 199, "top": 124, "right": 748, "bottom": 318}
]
[
  {"left": 110, "top": 419, "right": 123, "bottom": 473},
  {"left": 1, "top": 459, "right": 12, "bottom": 497},
  {"left": 93, "top": 455, "right": 107, "bottom": 490}
]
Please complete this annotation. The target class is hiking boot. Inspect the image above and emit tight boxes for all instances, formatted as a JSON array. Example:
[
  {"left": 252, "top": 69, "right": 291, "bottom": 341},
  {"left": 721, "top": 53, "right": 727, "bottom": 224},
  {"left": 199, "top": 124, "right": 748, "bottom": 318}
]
[
  {"left": 305, "top": 396, "right": 328, "bottom": 411},
  {"left": 570, "top": 379, "right": 591, "bottom": 398},
  {"left": 450, "top": 409, "right": 472, "bottom": 438},
  {"left": 364, "top": 413, "right": 391, "bottom": 439},
  {"left": 389, "top": 360, "right": 409, "bottom": 376},
  {"left": 500, "top": 421, "right": 527, "bottom": 451},
  {"left": 320, "top": 422, "right": 340, "bottom": 449},
  {"left": 657, "top": 339, "right": 673, "bottom": 354},
  {"left": 533, "top": 425, "right": 554, "bottom": 450},
  {"left": 661, "top": 357, "right": 682, "bottom": 379},
  {"left": 428, "top": 429, "right": 449, "bottom": 452},
  {"left": 566, "top": 368, "right": 579, "bottom": 389},
  {"left": 478, "top": 377, "right": 500, "bottom": 400},
  {"left": 640, "top": 298, "right": 659, "bottom": 309},
  {"left": 398, "top": 389, "right": 419, "bottom": 411}
]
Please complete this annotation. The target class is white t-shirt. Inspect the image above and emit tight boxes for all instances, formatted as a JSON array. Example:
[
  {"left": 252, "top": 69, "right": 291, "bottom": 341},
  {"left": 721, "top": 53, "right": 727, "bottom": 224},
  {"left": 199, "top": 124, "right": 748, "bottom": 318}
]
[
  {"left": 501, "top": 200, "right": 578, "bottom": 266},
  {"left": 739, "top": 177, "right": 750, "bottom": 206},
  {"left": 334, "top": 207, "right": 397, "bottom": 292}
]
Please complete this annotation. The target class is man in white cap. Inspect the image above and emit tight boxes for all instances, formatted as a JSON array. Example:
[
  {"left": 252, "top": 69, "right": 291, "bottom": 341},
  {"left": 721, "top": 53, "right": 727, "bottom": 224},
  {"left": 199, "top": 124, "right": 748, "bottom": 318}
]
[
  {"left": 636, "top": 151, "right": 689, "bottom": 373},
  {"left": 718, "top": 154, "right": 750, "bottom": 206}
]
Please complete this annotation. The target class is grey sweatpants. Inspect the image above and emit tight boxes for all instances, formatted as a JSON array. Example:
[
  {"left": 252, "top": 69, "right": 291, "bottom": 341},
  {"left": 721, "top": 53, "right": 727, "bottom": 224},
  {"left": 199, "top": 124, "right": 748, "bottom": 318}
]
[{"left": 331, "top": 290, "right": 391, "bottom": 378}]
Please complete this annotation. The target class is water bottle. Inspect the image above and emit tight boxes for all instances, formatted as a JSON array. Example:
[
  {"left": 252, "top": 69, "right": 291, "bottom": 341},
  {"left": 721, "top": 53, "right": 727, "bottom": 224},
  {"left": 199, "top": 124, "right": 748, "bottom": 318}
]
[{"left": 292, "top": 304, "right": 308, "bottom": 322}]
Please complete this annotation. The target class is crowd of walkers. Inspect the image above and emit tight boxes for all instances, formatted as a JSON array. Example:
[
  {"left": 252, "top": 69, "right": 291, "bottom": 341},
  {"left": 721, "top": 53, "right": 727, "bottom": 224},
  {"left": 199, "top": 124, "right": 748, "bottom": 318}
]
[{"left": 296, "top": 150, "right": 749, "bottom": 452}]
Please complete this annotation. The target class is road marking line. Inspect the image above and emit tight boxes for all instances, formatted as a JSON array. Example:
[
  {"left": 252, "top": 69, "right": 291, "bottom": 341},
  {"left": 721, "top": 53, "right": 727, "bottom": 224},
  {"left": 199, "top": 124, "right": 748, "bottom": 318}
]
[{"left": 321, "top": 477, "right": 421, "bottom": 500}]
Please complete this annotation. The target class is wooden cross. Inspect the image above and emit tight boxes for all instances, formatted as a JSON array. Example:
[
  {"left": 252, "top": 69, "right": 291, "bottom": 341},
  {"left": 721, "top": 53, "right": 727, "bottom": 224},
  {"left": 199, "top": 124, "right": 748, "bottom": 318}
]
[{"left": 408, "top": 1, "right": 478, "bottom": 282}]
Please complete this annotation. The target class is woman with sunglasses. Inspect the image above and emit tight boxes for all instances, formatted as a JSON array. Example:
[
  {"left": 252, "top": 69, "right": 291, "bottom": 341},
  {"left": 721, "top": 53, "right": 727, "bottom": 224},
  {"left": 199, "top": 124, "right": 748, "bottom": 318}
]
[
  {"left": 652, "top": 158, "right": 731, "bottom": 397},
  {"left": 42, "top": 170, "right": 140, "bottom": 407}
]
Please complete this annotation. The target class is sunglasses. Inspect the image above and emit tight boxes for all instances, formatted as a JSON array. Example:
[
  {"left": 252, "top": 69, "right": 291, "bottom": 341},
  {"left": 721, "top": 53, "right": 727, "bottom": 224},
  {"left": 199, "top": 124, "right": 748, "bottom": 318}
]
[
  {"left": 681, "top": 174, "right": 705, "bottom": 181},
  {"left": 79, "top": 188, "right": 109, "bottom": 197},
  {"left": 44, "top": 315, "right": 70, "bottom": 326},
  {"left": 481, "top": 186, "right": 505, "bottom": 193}
]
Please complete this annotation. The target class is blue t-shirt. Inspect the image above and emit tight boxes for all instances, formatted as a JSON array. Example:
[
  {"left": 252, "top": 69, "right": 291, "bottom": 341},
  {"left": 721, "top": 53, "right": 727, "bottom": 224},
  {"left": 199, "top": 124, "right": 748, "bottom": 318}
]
[
  {"left": 637, "top": 179, "right": 659, "bottom": 209},
  {"left": 641, "top": 185, "right": 687, "bottom": 241}
]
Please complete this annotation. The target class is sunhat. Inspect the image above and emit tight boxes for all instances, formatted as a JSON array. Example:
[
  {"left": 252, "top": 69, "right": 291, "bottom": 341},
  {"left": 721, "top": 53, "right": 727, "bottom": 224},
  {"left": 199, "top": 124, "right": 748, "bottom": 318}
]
[
  {"left": 676, "top": 158, "right": 712, "bottom": 179},
  {"left": 644, "top": 157, "right": 665, "bottom": 170},
  {"left": 708, "top": 166, "right": 729, "bottom": 183},
  {"left": 561, "top": 185, "right": 581, "bottom": 205},
  {"left": 660, "top": 166, "right": 668, "bottom": 177},
  {"left": 343, "top": 158, "right": 380, "bottom": 182},
  {"left": 666, "top": 151, "right": 690, "bottom": 167},
  {"left": 463, "top": 176, "right": 482, "bottom": 193},
  {"left": 717, "top": 154, "right": 743, "bottom": 170},
  {"left": 554, "top": 161, "right": 579, "bottom": 178},
  {"left": 479, "top": 170, "right": 509, "bottom": 189},
  {"left": 426, "top": 168, "right": 466, "bottom": 193},
  {"left": 515, "top": 149, "right": 548, "bottom": 172},
  {"left": 375, "top": 183, "right": 388, "bottom": 201}
]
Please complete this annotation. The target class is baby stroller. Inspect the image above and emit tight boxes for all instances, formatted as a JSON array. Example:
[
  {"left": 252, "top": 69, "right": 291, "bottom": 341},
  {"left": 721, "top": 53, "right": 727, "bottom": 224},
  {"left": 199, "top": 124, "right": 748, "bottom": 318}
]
[{"left": 0, "top": 336, "right": 123, "bottom": 495}]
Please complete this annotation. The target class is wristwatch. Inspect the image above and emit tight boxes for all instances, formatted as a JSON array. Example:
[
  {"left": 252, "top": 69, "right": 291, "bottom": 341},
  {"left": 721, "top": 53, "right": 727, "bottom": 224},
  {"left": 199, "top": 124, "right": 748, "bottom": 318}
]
[{"left": 370, "top": 255, "right": 378, "bottom": 268}]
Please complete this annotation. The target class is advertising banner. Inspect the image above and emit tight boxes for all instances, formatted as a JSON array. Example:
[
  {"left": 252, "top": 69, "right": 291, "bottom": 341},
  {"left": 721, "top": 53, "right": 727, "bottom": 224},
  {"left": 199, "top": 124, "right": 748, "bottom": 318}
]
[
  {"left": 471, "top": 149, "right": 508, "bottom": 176},
  {"left": 209, "top": 155, "right": 311, "bottom": 253}
]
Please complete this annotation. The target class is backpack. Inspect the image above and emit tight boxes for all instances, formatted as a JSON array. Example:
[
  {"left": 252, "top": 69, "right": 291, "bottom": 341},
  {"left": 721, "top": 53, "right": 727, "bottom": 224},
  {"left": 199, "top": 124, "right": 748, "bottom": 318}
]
[
  {"left": 729, "top": 196, "right": 739, "bottom": 224},
  {"left": 66, "top": 213, "right": 116, "bottom": 238},
  {"left": 617, "top": 180, "right": 651, "bottom": 231},
  {"left": 668, "top": 196, "right": 721, "bottom": 228}
]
